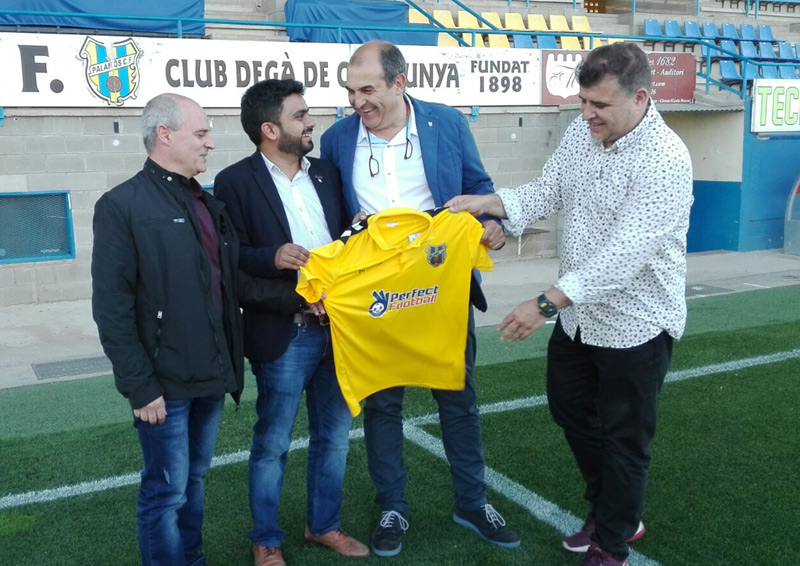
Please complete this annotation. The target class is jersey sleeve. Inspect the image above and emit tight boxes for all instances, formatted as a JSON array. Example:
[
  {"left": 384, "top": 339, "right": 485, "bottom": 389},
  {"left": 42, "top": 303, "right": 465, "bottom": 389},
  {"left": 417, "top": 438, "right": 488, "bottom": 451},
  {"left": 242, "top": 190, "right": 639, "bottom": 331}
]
[
  {"left": 467, "top": 216, "right": 494, "bottom": 272},
  {"left": 297, "top": 240, "right": 344, "bottom": 303}
]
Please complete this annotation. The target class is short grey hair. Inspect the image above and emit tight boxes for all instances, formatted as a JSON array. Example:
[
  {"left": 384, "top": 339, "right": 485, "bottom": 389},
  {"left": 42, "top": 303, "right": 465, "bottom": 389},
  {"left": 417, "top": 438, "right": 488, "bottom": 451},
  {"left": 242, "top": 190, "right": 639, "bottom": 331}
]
[{"left": 141, "top": 94, "right": 183, "bottom": 152}]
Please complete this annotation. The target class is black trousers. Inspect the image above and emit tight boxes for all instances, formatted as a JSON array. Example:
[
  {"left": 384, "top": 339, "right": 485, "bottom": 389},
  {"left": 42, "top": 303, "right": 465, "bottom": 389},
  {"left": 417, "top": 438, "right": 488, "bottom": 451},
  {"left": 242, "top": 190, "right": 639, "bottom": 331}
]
[{"left": 547, "top": 319, "right": 673, "bottom": 559}]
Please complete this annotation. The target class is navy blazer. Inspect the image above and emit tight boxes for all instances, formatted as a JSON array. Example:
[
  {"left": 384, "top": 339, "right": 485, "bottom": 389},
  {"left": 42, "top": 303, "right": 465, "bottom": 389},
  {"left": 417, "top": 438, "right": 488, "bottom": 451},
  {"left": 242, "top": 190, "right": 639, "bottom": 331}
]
[
  {"left": 320, "top": 95, "right": 494, "bottom": 311},
  {"left": 214, "top": 151, "right": 348, "bottom": 363}
]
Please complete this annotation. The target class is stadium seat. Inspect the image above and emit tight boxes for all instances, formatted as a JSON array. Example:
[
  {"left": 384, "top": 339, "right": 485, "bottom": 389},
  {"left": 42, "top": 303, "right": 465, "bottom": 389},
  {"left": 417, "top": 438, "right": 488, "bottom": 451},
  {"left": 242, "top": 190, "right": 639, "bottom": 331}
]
[
  {"left": 721, "top": 23, "right": 741, "bottom": 42},
  {"left": 550, "top": 14, "right": 581, "bottom": 50},
  {"left": 684, "top": 21, "right": 703, "bottom": 40},
  {"left": 740, "top": 24, "right": 758, "bottom": 42},
  {"left": 718, "top": 39, "right": 738, "bottom": 60},
  {"left": 536, "top": 34, "right": 559, "bottom": 49},
  {"left": 432, "top": 10, "right": 460, "bottom": 47},
  {"left": 457, "top": 11, "right": 484, "bottom": 47},
  {"left": 702, "top": 22, "right": 720, "bottom": 40},
  {"left": 572, "top": 15, "right": 597, "bottom": 50},
  {"left": 504, "top": 13, "right": 534, "bottom": 49},
  {"left": 408, "top": 8, "right": 429, "bottom": 25},
  {"left": 480, "top": 12, "right": 510, "bottom": 48},
  {"left": 779, "top": 64, "right": 798, "bottom": 79},
  {"left": 664, "top": 20, "right": 693, "bottom": 52},
  {"left": 760, "top": 65, "right": 779, "bottom": 79},
  {"left": 739, "top": 40, "right": 758, "bottom": 59},
  {"left": 758, "top": 24, "right": 776, "bottom": 42},
  {"left": 719, "top": 59, "right": 743, "bottom": 84},
  {"left": 644, "top": 19, "right": 665, "bottom": 49},
  {"left": 777, "top": 41, "right": 797, "bottom": 60},
  {"left": 527, "top": 14, "right": 557, "bottom": 49},
  {"left": 758, "top": 41, "right": 778, "bottom": 60}
]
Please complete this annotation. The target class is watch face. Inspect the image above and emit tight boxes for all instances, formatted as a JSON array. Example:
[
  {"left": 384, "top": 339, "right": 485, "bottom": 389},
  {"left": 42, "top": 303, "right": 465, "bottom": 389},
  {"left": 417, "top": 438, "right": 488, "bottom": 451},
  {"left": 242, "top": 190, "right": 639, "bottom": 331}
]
[{"left": 537, "top": 295, "right": 557, "bottom": 318}]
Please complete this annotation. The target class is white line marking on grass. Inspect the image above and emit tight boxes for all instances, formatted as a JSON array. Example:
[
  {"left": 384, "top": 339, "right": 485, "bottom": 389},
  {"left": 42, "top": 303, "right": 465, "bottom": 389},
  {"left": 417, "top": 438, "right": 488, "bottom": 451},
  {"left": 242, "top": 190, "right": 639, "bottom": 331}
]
[
  {"left": 404, "top": 426, "right": 660, "bottom": 566},
  {"left": 2, "top": 348, "right": 799, "bottom": 518},
  {"left": 742, "top": 283, "right": 769, "bottom": 288}
]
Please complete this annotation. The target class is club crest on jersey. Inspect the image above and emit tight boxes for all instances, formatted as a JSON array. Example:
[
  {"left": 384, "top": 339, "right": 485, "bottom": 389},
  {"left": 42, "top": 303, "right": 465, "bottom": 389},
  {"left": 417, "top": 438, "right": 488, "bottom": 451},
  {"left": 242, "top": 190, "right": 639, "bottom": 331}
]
[
  {"left": 368, "top": 286, "right": 439, "bottom": 318},
  {"left": 425, "top": 243, "right": 447, "bottom": 267},
  {"left": 79, "top": 36, "right": 142, "bottom": 106}
]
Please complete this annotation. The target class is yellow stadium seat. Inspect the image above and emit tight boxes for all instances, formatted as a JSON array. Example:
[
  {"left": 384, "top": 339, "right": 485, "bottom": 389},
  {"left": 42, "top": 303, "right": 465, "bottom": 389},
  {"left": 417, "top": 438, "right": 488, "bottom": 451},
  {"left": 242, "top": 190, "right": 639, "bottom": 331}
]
[
  {"left": 408, "top": 8, "right": 428, "bottom": 25},
  {"left": 571, "top": 15, "right": 596, "bottom": 50},
  {"left": 433, "top": 10, "right": 459, "bottom": 47},
  {"left": 550, "top": 14, "right": 582, "bottom": 50},
  {"left": 481, "top": 12, "right": 510, "bottom": 48},
  {"left": 504, "top": 13, "right": 528, "bottom": 31},
  {"left": 457, "top": 11, "right": 484, "bottom": 47},
  {"left": 527, "top": 14, "right": 548, "bottom": 32}
]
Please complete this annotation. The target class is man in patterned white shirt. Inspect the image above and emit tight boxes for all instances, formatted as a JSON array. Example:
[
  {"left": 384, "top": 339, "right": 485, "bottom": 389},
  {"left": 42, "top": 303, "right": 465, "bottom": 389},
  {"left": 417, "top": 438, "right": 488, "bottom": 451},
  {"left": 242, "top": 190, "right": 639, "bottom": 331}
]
[{"left": 447, "top": 43, "right": 693, "bottom": 566}]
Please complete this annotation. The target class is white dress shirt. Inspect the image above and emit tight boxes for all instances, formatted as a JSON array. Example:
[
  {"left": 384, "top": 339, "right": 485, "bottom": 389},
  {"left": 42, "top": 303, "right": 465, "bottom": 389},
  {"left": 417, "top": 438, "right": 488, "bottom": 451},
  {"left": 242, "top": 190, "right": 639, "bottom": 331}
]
[
  {"left": 261, "top": 153, "right": 332, "bottom": 252},
  {"left": 352, "top": 97, "right": 435, "bottom": 214},
  {"left": 498, "top": 104, "right": 694, "bottom": 348}
]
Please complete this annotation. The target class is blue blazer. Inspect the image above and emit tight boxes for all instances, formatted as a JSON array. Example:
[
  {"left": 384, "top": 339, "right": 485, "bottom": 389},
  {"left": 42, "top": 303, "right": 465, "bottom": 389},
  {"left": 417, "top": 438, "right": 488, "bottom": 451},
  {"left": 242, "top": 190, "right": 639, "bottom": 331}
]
[
  {"left": 320, "top": 95, "right": 493, "bottom": 311},
  {"left": 214, "top": 151, "right": 348, "bottom": 363}
]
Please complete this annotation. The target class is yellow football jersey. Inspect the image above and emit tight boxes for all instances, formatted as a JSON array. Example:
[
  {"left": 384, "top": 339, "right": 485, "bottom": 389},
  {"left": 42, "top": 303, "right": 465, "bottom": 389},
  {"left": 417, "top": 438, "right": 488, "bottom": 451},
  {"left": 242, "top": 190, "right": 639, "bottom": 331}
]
[{"left": 297, "top": 207, "right": 493, "bottom": 416}]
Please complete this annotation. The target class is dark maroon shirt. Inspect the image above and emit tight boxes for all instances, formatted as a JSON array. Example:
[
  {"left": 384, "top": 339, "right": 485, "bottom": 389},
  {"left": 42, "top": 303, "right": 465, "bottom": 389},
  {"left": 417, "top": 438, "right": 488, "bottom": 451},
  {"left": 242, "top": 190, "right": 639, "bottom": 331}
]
[{"left": 191, "top": 181, "right": 223, "bottom": 316}]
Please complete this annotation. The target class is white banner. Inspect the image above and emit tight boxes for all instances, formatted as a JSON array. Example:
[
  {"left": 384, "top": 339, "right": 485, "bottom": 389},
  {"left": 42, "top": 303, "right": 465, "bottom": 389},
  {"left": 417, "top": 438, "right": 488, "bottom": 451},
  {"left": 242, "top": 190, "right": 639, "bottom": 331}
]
[
  {"left": 0, "top": 32, "right": 542, "bottom": 108},
  {"left": 751, "top": 78, "right": 800, "bottom": 133}
]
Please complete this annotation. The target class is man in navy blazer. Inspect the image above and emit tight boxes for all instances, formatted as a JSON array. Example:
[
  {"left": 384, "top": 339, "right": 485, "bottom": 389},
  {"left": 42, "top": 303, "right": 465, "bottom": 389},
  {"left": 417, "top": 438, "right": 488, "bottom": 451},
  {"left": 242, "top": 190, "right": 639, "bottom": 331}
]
[
  {"left": 320, "top": 41, "right": 519, "bottom": 558},
  {"left": 214, "top": 79, "right": 368, "bottom": 566}
]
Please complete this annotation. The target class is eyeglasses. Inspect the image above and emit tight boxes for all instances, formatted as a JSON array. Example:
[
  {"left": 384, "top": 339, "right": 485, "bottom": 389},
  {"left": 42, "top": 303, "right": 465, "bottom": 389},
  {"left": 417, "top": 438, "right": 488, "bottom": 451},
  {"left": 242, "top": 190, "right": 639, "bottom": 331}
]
[
  {"left": 367, "top": 135, "right": 412, "bottom": 178},
  {"left": 366, "top": 99, "right": 413, "bottom": 178}
]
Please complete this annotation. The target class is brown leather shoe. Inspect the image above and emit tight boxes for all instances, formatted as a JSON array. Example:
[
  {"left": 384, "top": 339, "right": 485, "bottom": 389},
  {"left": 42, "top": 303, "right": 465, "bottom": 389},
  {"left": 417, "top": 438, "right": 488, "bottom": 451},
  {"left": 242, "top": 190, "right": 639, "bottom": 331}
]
[
  {"left": 304, "top": 527, "right": 370, "bottom": 558},
  {"left": 253, "top": 544, "right": 286, "bottom": 566}
]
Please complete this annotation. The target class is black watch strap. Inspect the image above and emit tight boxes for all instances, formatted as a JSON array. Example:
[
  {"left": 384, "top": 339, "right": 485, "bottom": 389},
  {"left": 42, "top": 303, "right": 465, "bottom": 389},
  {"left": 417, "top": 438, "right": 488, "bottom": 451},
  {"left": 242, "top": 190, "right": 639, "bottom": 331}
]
[{"left": 537, "top": 294, "right": 558, "bottom": 318}]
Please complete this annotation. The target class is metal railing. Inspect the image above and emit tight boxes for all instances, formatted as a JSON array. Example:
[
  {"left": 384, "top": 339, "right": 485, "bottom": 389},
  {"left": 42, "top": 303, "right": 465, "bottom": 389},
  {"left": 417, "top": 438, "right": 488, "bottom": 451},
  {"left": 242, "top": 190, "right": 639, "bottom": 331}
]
[{"left": 747, "top": 0, "right": 800, "bottom": 19}]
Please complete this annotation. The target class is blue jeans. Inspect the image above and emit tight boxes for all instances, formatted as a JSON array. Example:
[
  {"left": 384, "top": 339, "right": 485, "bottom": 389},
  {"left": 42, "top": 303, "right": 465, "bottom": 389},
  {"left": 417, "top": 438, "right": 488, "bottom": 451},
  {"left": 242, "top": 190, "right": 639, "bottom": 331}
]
[
  {"left": 249, "top": 323, "right": 352, "bottom": 547},
  {"left": 364, "top": 308, "right": 486, "bottom": 515},
  {"left": 135, "top": 394, "right": 225, "bottom": 566}
]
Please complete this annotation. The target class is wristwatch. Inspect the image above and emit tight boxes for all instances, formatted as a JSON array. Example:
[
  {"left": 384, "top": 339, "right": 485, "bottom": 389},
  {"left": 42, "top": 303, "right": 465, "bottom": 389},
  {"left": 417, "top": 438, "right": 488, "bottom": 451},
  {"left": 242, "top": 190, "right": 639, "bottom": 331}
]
[{"left": 536, "top": 294, "right": 558, "bottom": 318}]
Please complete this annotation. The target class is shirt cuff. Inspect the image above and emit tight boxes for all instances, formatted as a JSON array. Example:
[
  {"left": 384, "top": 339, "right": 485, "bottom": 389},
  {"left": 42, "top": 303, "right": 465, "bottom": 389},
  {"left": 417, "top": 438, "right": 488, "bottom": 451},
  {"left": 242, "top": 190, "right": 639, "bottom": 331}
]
[
  {"left": 556, "top": 271, "right": 584, "bottom": 304},
  {"left": 496, "top": 188, "right": 526, "bottom": 237}
]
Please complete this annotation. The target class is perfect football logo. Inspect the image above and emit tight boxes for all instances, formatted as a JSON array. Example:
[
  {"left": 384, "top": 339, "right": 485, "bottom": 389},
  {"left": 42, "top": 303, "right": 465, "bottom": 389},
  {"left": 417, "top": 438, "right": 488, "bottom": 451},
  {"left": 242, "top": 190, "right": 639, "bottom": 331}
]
[
  {"left": 426, "top": 243, "right": 447, "bottom": 267},
  {"left": 79, "top": 36, "right": 142, "bottom": 106},
  {"left": 368, "top": 287, "right": 439, "bottom": 318}
]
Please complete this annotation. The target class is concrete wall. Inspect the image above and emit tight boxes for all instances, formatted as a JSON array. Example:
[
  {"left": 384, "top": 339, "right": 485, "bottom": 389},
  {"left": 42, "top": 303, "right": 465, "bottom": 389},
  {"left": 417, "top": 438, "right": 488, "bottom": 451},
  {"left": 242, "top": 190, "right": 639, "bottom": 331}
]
[{"left": 0, "top": 106, "right": 563, "bottom": 307}]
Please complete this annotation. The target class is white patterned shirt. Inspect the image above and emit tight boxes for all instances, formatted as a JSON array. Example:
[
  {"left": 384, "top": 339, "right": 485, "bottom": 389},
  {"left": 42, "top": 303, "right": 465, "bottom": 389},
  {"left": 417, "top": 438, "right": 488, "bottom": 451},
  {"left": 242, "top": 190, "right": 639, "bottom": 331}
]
[{"left": 498, "top": 104, "right": 694, "bottom": 348}]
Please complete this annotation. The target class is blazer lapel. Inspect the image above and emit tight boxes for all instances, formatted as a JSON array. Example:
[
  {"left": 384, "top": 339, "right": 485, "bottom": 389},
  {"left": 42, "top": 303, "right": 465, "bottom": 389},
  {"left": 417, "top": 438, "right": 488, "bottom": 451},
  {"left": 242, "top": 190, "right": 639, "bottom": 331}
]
[
  {"left": 413, "top": 97, "right": 441, "bottom": 206},
  {"left": 339, "top": 117, "right": 361, "bottom": 218},
  {"left": 249, "top": 152, "right": 292, "bottom": 241}
]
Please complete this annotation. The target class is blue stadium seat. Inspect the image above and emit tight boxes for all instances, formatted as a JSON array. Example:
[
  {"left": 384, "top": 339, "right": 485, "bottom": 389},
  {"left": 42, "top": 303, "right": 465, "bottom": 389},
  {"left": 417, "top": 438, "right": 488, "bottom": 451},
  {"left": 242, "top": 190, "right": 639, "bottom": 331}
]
[
  {"left": 779, "top": 64, "right": 798, "bottom": 79},
  {"left": 664, "top": 20, "right": 693, "bottom": 52},
  {"left": 758, "top": 41, "right": 778, "bottom": 60},
  {"left": 796, "top": 43, "right": 800, "bottom": 59},
  {"left": 644, "top": 18, "right": 663, "bottom": 38},
  {"left": 721, "top": 23, "right": 741, "bottom": 41},
  {"left": 760, "top": 65, "right": 779, "bottom": 79},
  {"left": 535, "top": 34, "right": 558, "bottom": 49},
  {"left": 512, "top": 34, "right": 534, "bottom": 48},
  {"left": 684, "top": 21, "right": 703, "bottom": 39},
  {"left": 718, "top": 39, "right": 738, "bottom": 60},
  {"left": 719, "top": 59, "right": 742, "bottom": 84},
  {"left": 739, "top": 40, "right": 758, "bottom": 59},
  {"left": 740, "top": 24, "right": 758, "bottom": 42},
  {"left": 702, "top": 22, "right": 720, "bottom": 40},
  {"left": 758, "top": 24, "right": 775, "bottom": 42},
  {"left": 777, "top": 41, "right": 796, "bottom": 60}
]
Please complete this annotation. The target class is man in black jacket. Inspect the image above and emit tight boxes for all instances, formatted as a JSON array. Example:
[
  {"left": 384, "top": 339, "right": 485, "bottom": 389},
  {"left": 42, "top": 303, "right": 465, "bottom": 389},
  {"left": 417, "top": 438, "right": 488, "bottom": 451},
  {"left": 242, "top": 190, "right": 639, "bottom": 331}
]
[
  {"left": 215, "top": 80, "right": 367, "bottom": 566},
  {"left": 92, "top": 93, "right": 243, "bottom": 566}
]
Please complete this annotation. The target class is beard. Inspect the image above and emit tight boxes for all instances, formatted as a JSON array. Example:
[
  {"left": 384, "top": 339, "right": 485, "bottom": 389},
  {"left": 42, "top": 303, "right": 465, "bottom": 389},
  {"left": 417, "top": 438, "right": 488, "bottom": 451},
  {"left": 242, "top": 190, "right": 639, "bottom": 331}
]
[{"left": 278, "top": 129, "right": 313, "bottom": 157}]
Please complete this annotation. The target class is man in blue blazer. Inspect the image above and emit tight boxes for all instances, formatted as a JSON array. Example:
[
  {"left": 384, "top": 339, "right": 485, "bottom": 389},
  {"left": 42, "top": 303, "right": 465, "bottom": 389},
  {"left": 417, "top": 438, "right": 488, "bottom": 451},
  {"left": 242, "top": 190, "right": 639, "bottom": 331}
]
[
  {"left": 215, "top": 79, "right": 368, "bottom": 566},
  {"left": 320, "top": 41, "right": 519, "bottom": 558}
]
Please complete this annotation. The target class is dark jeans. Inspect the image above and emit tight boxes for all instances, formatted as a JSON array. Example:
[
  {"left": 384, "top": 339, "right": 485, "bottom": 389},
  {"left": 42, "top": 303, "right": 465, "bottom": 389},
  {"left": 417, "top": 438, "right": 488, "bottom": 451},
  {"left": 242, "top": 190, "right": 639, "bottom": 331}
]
[
  {"left": 547, "top": 319, "right": 673, "bottom": 559},
  {"left": 249, "top": 323, "right": 352, "bottom": 547},
  {"left": 364, "top": 308, "right": 486, "bottom": 515},
  {"left": 135, "top": 394, "right": 225, "bottom": 566}
]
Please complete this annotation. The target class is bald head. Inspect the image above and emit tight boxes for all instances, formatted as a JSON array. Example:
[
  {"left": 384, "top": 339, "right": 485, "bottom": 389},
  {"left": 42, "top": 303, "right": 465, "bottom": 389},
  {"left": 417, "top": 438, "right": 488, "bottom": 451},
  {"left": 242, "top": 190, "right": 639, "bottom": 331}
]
[{"left": 350, "top": 41, "right": 406, "bottom": 88}]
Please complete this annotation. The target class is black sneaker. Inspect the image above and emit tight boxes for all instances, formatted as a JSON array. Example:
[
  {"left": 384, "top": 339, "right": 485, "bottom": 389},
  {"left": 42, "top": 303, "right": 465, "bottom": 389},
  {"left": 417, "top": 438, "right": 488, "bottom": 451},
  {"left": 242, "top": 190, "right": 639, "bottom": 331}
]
[
  {"left": 453, "top": 504, "right": 521, "bottom": 548},
  {"left": 371, "top": 510, "right": 409, "bottom": 557}
]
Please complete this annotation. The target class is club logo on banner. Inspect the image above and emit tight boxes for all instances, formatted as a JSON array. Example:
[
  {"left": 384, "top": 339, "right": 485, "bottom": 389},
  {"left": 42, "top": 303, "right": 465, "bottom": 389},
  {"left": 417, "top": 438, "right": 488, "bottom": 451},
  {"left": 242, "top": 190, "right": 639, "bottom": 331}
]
[{"left": 79, "top": 37, "right": 142, "bottom": 106}]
